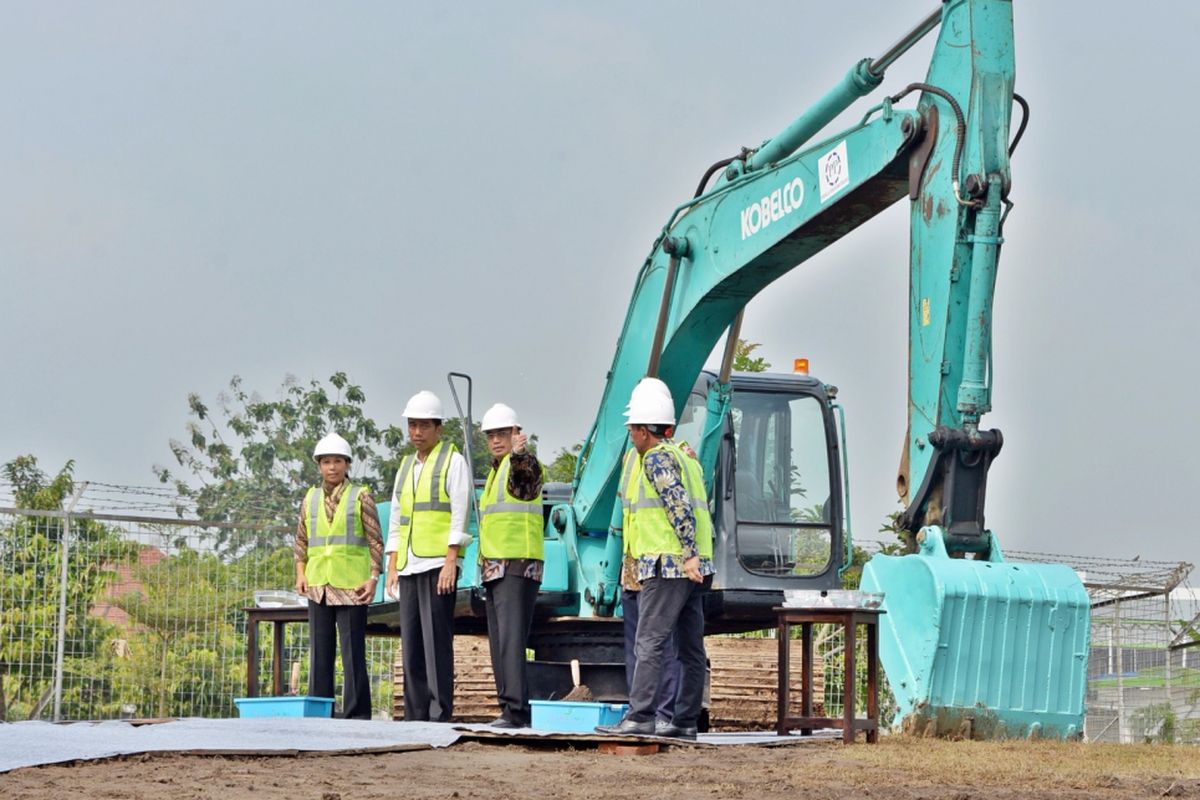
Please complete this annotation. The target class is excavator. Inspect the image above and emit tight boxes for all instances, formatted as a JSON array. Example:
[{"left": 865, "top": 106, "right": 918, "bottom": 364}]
[{"left": 372, "top": 0, "right": 1091, "bottom": 739}]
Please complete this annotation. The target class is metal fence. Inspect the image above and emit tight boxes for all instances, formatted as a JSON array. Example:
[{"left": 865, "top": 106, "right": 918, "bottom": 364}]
[
  {"left": 1059, "top": 553, "right": 1200, "bottom": 744},
  {"left": 3, "top": 491, "right": 1196, "bottom": 740},
  {"left": 0, "top": 504, "right": 395, "bottom": 722}
]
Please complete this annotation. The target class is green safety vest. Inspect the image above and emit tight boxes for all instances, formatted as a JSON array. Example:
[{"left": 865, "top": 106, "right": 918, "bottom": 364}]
[
  {"left": 623, "top": 441, "right": 713, "bottom": 561},
  {"left": 304, "top": 483, "right": 371, "bottom": 588},
  {"left": 392, "top": 440, "right": 457, "bottom": 571},
  {"left": 479, "top": 453, "right": 546, "bottom": 561}
]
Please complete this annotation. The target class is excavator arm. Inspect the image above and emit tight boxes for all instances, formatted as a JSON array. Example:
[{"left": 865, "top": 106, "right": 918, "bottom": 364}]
[
  {"left": 554, "top": 2, "right": 1088, "bottom": 739},
  {"left": 571, "top": 0, "right": 1013, "bottom": 552}
]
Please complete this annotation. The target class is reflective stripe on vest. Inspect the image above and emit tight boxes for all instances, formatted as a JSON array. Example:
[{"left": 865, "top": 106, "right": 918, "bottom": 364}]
[
  {"left": 307, "top": 485, "right": 367, "bottom": 547},
  {"left": 392, "top": 440, "right": 457, "bottom": 569},
  {"left": 304, "top": 484, "right": 371, "bottom": 588},
  {"left": 626, "top": 442, "right": 714, "bottom": 561},
  {"left": 479, "top": 453, "right": 544, "bottom": 561},
  {"left": 618, "top": 448, "right": 638, "bottom": 556}
]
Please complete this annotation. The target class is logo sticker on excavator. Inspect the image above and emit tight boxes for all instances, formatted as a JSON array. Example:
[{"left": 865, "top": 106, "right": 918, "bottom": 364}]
[
  {"left": 818, "top": 141, "right": 850, "bottom": 202},
  {"left": 739, "top": 177, "right": 805, "bottom": 240}
]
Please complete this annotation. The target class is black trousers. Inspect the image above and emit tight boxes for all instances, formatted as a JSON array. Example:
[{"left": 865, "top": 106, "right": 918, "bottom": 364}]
[
  {"left": 308, "top": 600, "right": 371, "bottom": 720},
  {"left": 398, "top": 568, "right": 457, "bottom": 721},
  {"left": 485, "top": 573, "right": 539, "bottom": 724},
  {"left": 622, "top": 588, "right": 680, "bottom": 721},
  {"left": 627, "top": 575, "right": 709, "bottom": 728}
]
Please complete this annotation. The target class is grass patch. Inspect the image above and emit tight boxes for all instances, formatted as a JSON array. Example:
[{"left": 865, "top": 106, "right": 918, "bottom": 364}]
[{"left": 772, "top": 737, "right": 1200, "bottom": 791}]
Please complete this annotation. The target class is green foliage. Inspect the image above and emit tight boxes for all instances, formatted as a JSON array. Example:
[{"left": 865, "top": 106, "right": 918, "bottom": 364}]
[
  {"left": 439, "top": 417, "right": 492, "bottom": 481},
  {"left": 0, "top": 456, "right": 135, "bottom": 720},
  {"left": 838, "top": 543, "right": 871, "bottom": 590},
  {"left": 1131, "top": 701, "right": 1178, "bottom": 744},
  {"left": 111, "top": 546, "right": 291, "bottom": 718},
  {"left": 3, "top": 454, "right": 76, "bottom": 512},
  {"left": 880, "top": 508, "right": 917, "bottom": 554},
  {"left": 732, "top": 339, "right": 771, "bottom": 373},
  {"left": 546, "top": 443, "right": 582, "bottom": 484},
  {"left": 156, "top": 373, "right": 409, "bottom": 552}
]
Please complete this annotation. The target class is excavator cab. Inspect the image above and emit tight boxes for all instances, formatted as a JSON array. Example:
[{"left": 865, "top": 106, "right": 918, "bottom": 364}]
[{"left": 678, "top": 370, "right": 847, "bottom": 632}]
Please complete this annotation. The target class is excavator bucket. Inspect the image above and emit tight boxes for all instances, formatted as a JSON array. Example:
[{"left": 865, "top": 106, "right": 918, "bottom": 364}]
[{"left": 860, "top": 528, "right": 1090, "bottom": 739}]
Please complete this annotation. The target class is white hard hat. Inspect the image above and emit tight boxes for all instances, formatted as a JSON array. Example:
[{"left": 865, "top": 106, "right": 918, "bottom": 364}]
[
  {"left": 313, "top": 432, "right": 353, "bottom": 462},
  {"left": 624, "top": 376, "right": 673, "bottom": 416},
  {"left": 630, "top": 377, "right": 671, "bottom": 401},
  {"left": 403, "top": 390, "right": 444, "bottom": 420},
  {"left": 624, "top": 389, "right": 676, "bottom": 426},
  {"left": 480, "top": 403, "right": 520, "bottom": 432}
]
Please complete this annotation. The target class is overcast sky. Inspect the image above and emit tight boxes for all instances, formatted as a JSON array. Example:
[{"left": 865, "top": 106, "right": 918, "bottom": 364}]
[{"left": 2, "top": 2, "right": 1197, "bottom": 564}]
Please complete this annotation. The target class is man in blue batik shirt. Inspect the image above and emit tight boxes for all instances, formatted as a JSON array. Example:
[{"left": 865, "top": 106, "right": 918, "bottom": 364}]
[{"left": 597, "top": 378, "right": 714, "bottom": 741}]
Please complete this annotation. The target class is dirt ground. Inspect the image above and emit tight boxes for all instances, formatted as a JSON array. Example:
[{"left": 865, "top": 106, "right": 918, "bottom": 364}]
[{"left": 3, "top": 737, "right": 1198, "bottom": 800}]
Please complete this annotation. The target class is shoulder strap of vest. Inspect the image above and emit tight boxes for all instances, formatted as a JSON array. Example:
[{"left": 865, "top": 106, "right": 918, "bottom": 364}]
[
  {"left": 620, "top": 448, "right": 639, "bottom": 512},
  {"left": 306, "top": 486, "right": 320, "bottom": 529},
  {"left": 483, "top": 458, "right": 501, "bottom": 496},
  {"left": 428, "top": 440, "right": 453, "bottom": 495},
  {"left": 343, "top": 484, "right": 361, "bottom": 532},
  {"left": 393, "top": 454, "right": 415, "bottom": 497}
]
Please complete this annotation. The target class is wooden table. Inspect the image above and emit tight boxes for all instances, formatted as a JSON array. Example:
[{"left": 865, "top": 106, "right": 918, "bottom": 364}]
[
  {"left": 243, "top": 606, "right": 307, "bottom": 697},
  {"left": 775, "top": 606, "right": 884, "bottom": 743}
]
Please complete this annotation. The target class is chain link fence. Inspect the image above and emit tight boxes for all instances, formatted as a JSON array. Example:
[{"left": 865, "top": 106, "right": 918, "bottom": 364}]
[
  {"left": 3, "top": 491, "right": 1197, "bottom": 740},
  {"left": 1061, "top": 553, "right": 1200, "bottom": 744},
  {"left": 0, "top": 502, "right": 394, "bottom": 721}
]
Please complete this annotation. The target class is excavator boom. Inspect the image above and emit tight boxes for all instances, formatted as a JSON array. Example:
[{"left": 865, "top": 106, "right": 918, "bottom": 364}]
[{"left": 558, "top": 0, "right": 1090, "bottom": 739}]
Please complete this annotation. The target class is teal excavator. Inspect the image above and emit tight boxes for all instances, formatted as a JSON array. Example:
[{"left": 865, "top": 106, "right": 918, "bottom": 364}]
[{"left": 375, "top": 0, "right": 1091, "bottom": 739}]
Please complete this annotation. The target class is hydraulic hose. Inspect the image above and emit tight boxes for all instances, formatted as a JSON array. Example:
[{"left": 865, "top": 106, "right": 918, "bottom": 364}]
[
  {"left": 1009, "top": 93, "right": 1029, "bottom": 156},
  {"left": 693, "top": 157, "right": 737, "bottom": 199},
  {"left": 889, "top": 82, "right": 974, "bottom": 206}
]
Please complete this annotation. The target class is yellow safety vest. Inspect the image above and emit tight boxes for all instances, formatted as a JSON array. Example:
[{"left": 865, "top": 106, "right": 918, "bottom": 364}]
[
  {"left": 479, "top": 453, "right": 546, "bottom": 561},
  {"left": 392, "top": 440, "right": 457, "bottom": 571},
  {"left": 304, "top": 484, "right": 371, "bottom": 588},
  {"left": 624, "top": 442, "right": 713, "bottom": 561},
  {"left": 618, "top": 448, "right": 639, "bottom": 558}
]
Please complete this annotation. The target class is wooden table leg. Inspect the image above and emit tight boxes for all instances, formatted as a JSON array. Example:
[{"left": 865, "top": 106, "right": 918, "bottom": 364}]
[
  {"left": 272, "top": 620, "right": 285, "bottom": 697},
  {"left": 246, "top": 615, "right": 259, "bottom": 698},
  {"left": 777, "top": 616, "right": 790, "bottom": 735},
  {"left": 800, "top": 621, "right": 813, "bottom": 735},
  {"left": 843, "top": 616, "right": 856, "bottom": 744},
  {"left": 866, "top": 616, "right": 879, "bottom": 743}
]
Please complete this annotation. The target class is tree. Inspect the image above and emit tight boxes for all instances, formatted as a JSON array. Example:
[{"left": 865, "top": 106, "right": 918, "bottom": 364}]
[
  {"left": 112, "top": 546, "right": 291, "bottom": 718},
  {"left": 155, "top": 373, "right": 408, "bottom": 552},
  {"left": 0, "top": 456, "right": 134, "bottom": 720},
  {"left": 4, "top": 454, "right": 76, "bottom": 511},
  {"left": 732, "top": 339, "right": 771, "bottom": 373},
  {"left": 546, "top": 443, "right": 582, "bottom": 484},
  {"left": 440, "top": 417, "right": 491, "bottom": 481},
  {"left": 879, "top": 508, "right": 917, "bottom": 554}
]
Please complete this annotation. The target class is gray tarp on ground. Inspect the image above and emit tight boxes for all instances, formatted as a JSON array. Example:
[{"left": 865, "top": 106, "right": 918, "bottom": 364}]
[
  {"left": 0, "top": 718, "right": 462, "bottom": 773},
  {"left": 1, "top": 719, "right": 839, "bottom": 773}
]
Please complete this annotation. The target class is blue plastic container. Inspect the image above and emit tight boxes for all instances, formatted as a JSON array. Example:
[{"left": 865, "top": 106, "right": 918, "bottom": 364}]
[
  {"left": 234, "top": 696, "right": 335, "bottom": 718},
  {"left": 530, "top": 700, "right": 628, "bottom": 733}
]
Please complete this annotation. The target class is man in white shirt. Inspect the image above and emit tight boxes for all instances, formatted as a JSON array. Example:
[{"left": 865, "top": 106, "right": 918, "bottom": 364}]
[{"left": 384, "top": 390, "right": 472, "bottom": 722}]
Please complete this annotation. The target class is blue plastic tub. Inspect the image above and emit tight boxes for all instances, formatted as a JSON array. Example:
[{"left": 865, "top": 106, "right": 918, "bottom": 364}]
[
  {"left": 234, "top": 696, "right": 335, "bottom": 718},
  {"left": 530, "top": 700, "right": 628, "bottom": 733}
]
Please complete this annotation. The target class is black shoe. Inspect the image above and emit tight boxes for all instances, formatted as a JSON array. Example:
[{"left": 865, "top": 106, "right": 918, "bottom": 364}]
[
  {"left": 654, "top": 718, "right": 672, "bottom": 736},
  {"left": 595, "top": 716, "right": 655, "bottom": 736},
  {"left": 657, "top": 723, "right": 698, "bottom": 741},
  {"left": 489, "top": 716, "right": 522, "bottom": 729}
]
